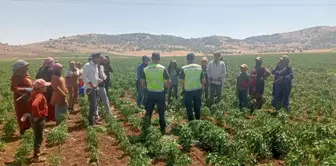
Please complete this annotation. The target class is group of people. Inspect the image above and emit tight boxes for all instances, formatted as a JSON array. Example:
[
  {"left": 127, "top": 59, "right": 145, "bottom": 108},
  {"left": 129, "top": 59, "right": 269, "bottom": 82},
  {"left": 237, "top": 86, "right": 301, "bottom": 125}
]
[
  {"left": 10, "top": 54, "right": 114, "bottom": 161},
  {"left": 10, "top": 51, "right": 293, "bottom": 160},
  {"left": 137, "top": 52, "right": 293, "bottom": 135}
]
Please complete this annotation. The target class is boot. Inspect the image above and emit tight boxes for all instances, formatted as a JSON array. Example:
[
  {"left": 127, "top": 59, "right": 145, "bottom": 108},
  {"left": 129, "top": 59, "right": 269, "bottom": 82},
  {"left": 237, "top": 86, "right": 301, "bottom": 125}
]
[{"left": 141, "top": 116, "right": 151, "bottom": 137}]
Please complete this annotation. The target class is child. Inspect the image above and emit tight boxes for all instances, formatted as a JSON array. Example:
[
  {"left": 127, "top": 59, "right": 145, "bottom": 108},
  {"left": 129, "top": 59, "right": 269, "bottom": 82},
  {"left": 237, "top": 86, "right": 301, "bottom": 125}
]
[
  {"left": 50, "top": 63, "right": 68, "bottom": 125},
  {"left": 28, "top": 79, "right": 50, "bottom": 161},
  {"left": 236, "top": 64, "right": 250, "bottom": 111}
]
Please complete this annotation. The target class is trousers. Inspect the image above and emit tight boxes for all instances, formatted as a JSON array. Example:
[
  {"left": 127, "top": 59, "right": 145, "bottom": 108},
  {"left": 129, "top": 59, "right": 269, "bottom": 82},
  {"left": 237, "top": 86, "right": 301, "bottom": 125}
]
[
  {"left": 31, "top": 118, "right": 45, "bottom": 152},
  {"left": 184, "top": 89, "right": 202, "bottom": 121},
  {"left": 209, "top": 83, "right": 222, "bottom": 105},
  {"left": 97, "top": 87, "right": 112, "bottom": 116},
  {"left": 55, "top": 104, "right": 67, "bottom": 124},
  {"left": 143, "top": 91, "right": 166, "bottom": 133},
  {"left": 86, "top": 89, "right": 98, "bottom": 125},
  {"left": 67, "top": 86, "right": 78, "bottom": 110}
]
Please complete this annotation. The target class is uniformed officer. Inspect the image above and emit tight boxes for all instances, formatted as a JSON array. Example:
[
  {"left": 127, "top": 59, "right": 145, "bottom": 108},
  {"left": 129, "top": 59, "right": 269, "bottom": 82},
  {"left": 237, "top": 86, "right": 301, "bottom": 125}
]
[
  {"left": 179, "top": 53, "right": 205, "bottom": 121},
  {"left": 140, "top": 52, "right": 170, "bottom": 135}
]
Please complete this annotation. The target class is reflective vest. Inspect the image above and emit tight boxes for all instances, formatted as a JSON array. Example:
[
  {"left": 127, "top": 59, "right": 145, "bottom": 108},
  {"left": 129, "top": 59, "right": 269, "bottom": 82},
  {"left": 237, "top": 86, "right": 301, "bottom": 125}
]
[
  {"left": 182, "top": 63, "right": 202, "bottom": 91},
  {"left": 144, "top": 63, "right": 165, "bottom": 92}
]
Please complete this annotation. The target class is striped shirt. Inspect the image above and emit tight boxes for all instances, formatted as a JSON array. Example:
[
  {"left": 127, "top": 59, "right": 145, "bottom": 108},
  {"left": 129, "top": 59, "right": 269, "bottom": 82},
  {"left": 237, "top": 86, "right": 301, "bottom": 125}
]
[{"left": 208, "top": 60, "right": 227, "bottom": 85}]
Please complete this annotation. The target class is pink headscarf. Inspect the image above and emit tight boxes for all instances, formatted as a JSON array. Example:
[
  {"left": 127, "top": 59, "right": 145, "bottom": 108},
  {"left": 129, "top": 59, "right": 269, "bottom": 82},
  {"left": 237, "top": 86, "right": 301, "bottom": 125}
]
[{"left": 42, "top": 57, "right": 55, "bottom": 67}]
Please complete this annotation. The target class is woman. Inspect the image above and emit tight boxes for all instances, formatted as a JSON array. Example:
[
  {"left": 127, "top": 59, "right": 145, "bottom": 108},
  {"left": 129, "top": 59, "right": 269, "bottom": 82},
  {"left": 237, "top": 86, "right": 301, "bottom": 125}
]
[
  {"left": 11, "top": 60, "right": 33, "bottom": 135},
  {"left": 36, "top": 57, "right": 55, "bottom": 121},
  {"left": 272, "top": 55, "right": 294, "bottom": 112},
  {"left": 167, "top": 60, "right": 180, "bottom": 103},
  {"left": 51, "top": 63, "right": 68, "bottom": 124},
  {"left": 250, "top": 57, "right": 271, "bottom": 111},
  {"left": 65, "top": 60, "right": 79, "bottom": 111}
]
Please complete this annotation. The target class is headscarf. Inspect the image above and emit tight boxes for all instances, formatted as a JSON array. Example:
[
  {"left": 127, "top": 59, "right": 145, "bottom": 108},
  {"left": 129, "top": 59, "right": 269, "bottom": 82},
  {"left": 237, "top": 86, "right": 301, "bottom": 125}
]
[
  {"left": 12, "top": 60, "right": 29, "bottom": 74},
  {"left": 42, "top": 57, "right": 55, "bottom": 67}
]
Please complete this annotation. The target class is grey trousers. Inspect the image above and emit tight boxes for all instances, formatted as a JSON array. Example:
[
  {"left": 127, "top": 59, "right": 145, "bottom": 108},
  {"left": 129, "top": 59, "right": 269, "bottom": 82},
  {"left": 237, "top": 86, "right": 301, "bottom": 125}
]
[
  {"left": 209, "top": 83, "right": 223, "bottom": 105},
  {"left": 86, "top": 89, "right": 98, "bottom": 125},
  {"left": 97, "top": 87, "right": 112, "bottom": 117}
]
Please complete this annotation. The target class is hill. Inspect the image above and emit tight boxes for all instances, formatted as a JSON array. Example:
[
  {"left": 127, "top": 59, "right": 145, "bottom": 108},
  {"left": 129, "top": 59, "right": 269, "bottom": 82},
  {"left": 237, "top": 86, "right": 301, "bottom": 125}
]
[{"left": 2, "top": 26, "right": 336, "bottom": 57}]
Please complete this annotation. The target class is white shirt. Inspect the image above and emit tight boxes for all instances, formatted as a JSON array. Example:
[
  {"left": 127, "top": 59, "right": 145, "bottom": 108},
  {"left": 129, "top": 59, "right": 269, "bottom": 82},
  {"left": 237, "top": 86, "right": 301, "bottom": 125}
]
[
  {"left": 78, "top": 68, "right": 84, "bottom": 80},
  {"left": 208, "top": 60, "right": 227, "bottom": 85},
  {"left": 98, "top": 65, "right": 107, "bottom": 80},
  {"left": 83, "top": 61, "right": 99, "bottom": 90}
]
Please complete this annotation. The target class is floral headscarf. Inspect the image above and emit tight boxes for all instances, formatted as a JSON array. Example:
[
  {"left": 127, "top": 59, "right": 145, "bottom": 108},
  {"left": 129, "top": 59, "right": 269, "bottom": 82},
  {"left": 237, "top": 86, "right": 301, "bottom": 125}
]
[
  {"left": 42, "top": 57, "right": 55, "bottom": 67},
  {"left": 12, "top": 60, "right": 29, "bottom": 75}
]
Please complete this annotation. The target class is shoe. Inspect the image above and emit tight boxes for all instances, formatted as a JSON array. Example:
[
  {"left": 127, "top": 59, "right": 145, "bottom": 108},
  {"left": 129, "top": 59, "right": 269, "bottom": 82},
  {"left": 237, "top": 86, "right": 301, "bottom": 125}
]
[{"left": 94, "top": 120, "right": 102, "bottom": 125}]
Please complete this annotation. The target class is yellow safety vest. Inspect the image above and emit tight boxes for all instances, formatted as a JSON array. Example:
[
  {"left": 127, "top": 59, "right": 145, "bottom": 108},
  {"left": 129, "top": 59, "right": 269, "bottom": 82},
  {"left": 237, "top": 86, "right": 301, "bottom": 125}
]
[
  {"left": 144, "top": 63, "right": 165, "bottom": 92},
  {"left": 182, "top": 63, "right": 202, "bottom": 91}
]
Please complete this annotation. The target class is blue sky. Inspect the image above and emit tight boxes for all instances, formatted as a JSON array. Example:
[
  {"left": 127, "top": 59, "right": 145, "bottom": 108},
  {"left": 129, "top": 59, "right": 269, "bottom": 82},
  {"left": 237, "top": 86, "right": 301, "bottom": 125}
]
[{"left": 1, "top": 0, "right": 335, "bottom": 45}]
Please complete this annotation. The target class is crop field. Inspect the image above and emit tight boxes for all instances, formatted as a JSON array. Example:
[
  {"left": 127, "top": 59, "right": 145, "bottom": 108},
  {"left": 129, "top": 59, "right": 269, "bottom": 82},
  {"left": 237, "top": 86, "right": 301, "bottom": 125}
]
[{"left": 0, "top": 53, "right": 336, "bottom": 166}]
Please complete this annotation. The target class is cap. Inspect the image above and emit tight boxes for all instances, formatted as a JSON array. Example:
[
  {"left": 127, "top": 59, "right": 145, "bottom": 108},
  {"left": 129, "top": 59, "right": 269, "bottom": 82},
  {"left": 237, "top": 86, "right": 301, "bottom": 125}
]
[
  {"left": 255, "top": 57, "right": 262, "bottom": 61},
  {"left": 33, "top": 79, "right": 51, "bottom": 89},
  {"left": 187, "top": 53, "right": 195, "bottom": 61},
  {"left": 201, "top": 57, "right": 208, "bottom": 62},
  {"left": 142, "top": 55, "right": 150, "bottom": 61},
  {"left": 69, "top": 60, "right": 75, "bottom": 64},
  {"left": 280, "top": 55, "right": 289, "bottom": 60},
  {"left": 152, "top": 52, "right": 160, "bottom": 60},
  {"left": 213, "top": 52, "right": 222, "bottom": 57},
  {"left": 51, "top": 63, "right": 63, "bottom": 71},
  {"left": 240, "top": 64, "right": 248, "bottom": 68}
]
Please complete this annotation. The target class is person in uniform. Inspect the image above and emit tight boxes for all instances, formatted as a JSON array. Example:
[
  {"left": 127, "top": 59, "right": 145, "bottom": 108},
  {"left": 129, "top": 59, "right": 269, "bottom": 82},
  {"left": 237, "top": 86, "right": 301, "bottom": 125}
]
[
  {"left": 140, "top": 52, "right": 170, "bottom": 135},
  {"left": 179, "top": 53, "right": 205, "bottom": 121}
]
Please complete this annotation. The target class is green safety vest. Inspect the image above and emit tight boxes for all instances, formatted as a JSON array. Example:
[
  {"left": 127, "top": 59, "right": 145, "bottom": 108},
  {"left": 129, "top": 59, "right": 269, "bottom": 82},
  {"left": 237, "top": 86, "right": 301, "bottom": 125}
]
[
  {"left": 144, "top": 63, "right": 165, "bottom": 92},
  {"left": 182, "top": 63, "right": 202, "bottom": 91}
]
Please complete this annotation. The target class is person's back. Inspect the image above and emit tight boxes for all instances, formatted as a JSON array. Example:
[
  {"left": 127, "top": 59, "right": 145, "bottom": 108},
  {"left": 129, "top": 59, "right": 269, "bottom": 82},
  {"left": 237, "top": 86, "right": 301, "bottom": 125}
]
[{"left": 182, "top": 63, "right": 203, "bottom": 92}]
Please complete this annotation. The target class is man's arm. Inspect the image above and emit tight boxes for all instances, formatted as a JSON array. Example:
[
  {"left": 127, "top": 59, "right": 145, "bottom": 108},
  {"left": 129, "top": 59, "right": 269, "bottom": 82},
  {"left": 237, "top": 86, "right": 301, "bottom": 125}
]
[
  {"left": 140, "top": 69, "right": 146, "bottom": 89},
  {"left": 164, "top": 69, "right": 171, "bottom": 89},
  {"left": 179, "top": 68, "right": 185, "bottom": 89},
  {"left": 220, "top": 62, "right": 227, "bottom": 79},
  {"left": 83, "top": 65, "right": 97, "bottom": 89},
  {"left": 200, "top": 71, "right": 205, "bottom": 89},
  {"left": 264, "top": 67, "right": 271, "bottom": 79}
]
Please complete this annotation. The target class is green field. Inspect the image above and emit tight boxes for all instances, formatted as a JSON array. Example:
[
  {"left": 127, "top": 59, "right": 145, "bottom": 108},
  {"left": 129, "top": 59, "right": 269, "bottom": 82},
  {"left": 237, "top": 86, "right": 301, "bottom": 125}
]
[{"left": 0, "top": 53, "right": 336, "bottom": 165}]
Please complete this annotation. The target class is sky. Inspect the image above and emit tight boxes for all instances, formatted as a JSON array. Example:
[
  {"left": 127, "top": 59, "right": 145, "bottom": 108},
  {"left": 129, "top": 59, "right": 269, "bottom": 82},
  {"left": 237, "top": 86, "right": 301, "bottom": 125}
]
[{"left": 1, "top": 0, "right": 335, "bottom": 45}]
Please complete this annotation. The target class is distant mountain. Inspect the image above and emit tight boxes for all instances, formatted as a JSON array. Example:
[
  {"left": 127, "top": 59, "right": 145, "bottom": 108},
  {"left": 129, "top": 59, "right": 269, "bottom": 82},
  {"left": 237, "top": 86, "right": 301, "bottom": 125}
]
[{"left": 2, "top": 26, "right": 336, "bottom": 57}]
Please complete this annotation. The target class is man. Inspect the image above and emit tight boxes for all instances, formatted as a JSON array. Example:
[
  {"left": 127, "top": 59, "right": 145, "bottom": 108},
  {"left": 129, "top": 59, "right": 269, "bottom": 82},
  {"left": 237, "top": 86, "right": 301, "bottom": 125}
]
[
  {"left": 97, "top": 56, "right": 112, "bottom": 119},
  {"left": 140, "top": 52, "right": 170, "bottom": 135},
  {"left": 272, "top": 55, "right": 293, "bottom": 112},
  {"left": 83, "top": 53, "right": 103, "bottom": 125},
  {"left": 167, "top": 59, "right": 180, "bottom": 103},
  {"left": 201, "top": 57, "right": 209, "bottom": 99},
  {"left": 250, "top": 57, "right": 271, "bottom": 112},
  {"left": 208, "top": 52, "right": 227, "bottom": 105},
  {"left": 65, "top": 60, "right": 80, "bottom": 111},
  {"left": 179, "top": 53, "right": 205, "bottom": 121},
  {"left": 136, "top": 55, "right": 150, "bottom": 108},
  {"left": 103, "top": 56, "right": 114, "bottom": 95}
]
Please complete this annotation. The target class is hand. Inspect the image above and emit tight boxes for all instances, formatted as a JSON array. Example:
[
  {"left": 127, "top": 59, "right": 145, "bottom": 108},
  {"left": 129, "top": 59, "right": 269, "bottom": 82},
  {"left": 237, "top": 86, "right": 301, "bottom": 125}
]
[
  {"left": 92, "top": 84, "right": 98, "bottom": 89},
  {"left": 98, "top": 79, "right": 103, "bottom": 84},
  {"left": 25, "top": 88, "right": 33, "bottom": 92}
]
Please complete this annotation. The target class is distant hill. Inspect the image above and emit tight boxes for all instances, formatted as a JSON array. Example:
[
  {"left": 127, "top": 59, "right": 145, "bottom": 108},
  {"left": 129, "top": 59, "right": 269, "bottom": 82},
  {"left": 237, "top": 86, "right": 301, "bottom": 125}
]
[{"left": 1, "top": 26, "right": 336, "bottom": 57}]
